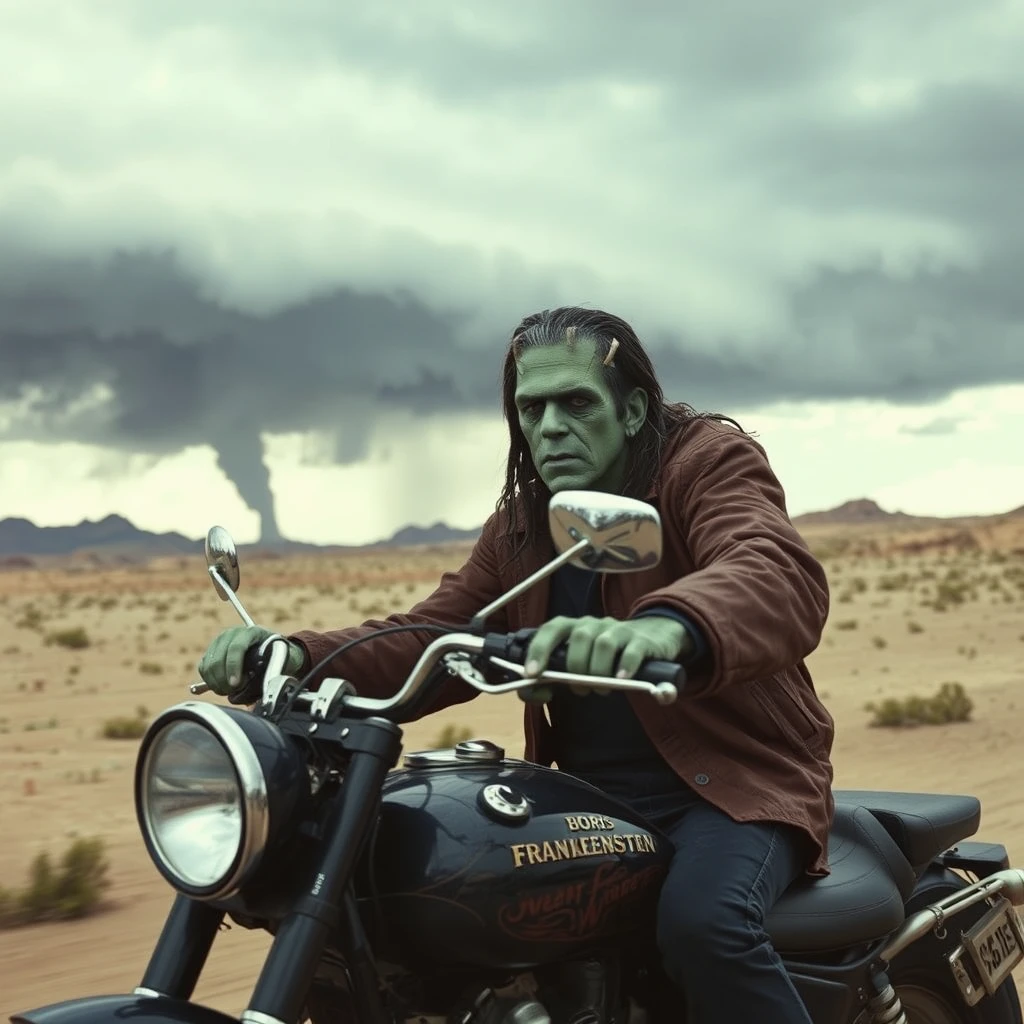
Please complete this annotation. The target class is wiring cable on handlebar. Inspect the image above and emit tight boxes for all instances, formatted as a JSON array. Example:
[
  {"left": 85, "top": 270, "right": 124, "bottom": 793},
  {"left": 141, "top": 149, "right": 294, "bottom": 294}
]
[{"left": 272, "top": 622, "right": 473, "bottom": 722}]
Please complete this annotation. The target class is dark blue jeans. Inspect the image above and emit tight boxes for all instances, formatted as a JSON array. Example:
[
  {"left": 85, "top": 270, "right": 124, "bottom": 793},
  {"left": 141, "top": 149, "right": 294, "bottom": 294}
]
[{"left": 587, "top": 772, "right": 813, "bottom": 1024}]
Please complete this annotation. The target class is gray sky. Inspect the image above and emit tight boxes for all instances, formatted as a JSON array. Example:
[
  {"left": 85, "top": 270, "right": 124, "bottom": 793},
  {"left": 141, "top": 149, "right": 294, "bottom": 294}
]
[{"left": 1, "top": 2, "right": 1022, "bottom": 544}]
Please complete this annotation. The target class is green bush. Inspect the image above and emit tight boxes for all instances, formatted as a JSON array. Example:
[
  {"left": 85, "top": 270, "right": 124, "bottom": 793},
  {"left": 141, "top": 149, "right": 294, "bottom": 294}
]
[
  {"left": 0, "top": 837, "right": 110, "bottom": 928},
  {"left": 101, "top": 714, "right": 147, "bottom": 740},
  {"left": 865, "top": 682, "right": 973, "bottom": 728},
  {"left": 16, "top": 605, "right": 43, "bottom": 631},
  {"left": 45, "top": 627, "right": 91, "bottom": 650}
]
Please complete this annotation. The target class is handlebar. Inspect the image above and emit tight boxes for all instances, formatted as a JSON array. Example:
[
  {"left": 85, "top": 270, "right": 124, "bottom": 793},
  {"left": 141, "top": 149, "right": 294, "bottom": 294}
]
[
  {"left": 313, "top": 631, "right": 683, "bottom": 721},
  {"left": 190, "top": 630, "right": 685, "bottom": 721}
]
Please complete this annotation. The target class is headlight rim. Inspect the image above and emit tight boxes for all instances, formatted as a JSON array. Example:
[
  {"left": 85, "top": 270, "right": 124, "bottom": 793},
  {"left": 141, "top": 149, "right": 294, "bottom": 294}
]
[{"left": 136, "top": 701, "right": 271, "bottom": 901}]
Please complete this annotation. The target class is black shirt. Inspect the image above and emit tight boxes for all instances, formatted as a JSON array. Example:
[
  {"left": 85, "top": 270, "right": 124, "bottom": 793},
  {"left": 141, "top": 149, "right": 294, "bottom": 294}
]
[{"left": 545, "top": 564, "right": 687, "bottom": 796}]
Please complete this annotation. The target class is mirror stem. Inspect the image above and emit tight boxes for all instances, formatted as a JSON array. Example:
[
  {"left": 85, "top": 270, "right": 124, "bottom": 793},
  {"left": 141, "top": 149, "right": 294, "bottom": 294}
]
[
  {"left": 210, "top": 566, "right": 255, "bottom": 626},
  {"left": 469, "top": 537, "right": 592, "bottom": 632}
]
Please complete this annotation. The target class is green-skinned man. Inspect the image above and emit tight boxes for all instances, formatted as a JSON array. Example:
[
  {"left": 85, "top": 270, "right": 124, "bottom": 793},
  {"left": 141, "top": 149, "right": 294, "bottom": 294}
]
[{"left": 199, "top": 307, "right": 833, "bottom": 1024}]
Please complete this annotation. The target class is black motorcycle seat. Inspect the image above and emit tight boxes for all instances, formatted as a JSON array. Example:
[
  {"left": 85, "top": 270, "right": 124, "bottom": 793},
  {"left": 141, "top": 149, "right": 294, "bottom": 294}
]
[
  {"left": 833, "top": 789, "right": 981, "bottom": 868},
  {"left": 765, "top": 804, "right": 916, "bottom": 954}
]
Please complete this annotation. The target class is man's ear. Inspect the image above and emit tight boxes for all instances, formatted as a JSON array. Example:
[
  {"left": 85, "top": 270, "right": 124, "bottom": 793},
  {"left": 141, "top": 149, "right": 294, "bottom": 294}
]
[{"left": 623, "top": 387, "right": 648, "bottom": 436}]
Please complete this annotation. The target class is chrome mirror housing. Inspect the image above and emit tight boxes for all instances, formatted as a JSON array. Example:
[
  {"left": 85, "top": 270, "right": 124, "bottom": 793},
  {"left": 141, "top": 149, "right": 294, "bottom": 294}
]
[
  {"left": 205, "top": 526, "right": 241, "bottom": 596},
  {"left": 548, "top": 491, "right": 662, "bottom": 572}
]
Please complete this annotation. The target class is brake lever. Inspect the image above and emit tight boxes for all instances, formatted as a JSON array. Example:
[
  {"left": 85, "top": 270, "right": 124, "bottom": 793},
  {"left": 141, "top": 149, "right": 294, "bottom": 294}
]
[{"left": 486, "top": 656, "right": 678, "bottom": 704}]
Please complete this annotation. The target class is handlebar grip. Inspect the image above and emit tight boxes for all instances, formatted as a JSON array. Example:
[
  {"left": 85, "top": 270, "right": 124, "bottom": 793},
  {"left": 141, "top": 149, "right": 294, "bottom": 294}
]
[
  {"left": 485, "top": 629, "right": 686, "bottom": 689},
  {"left": 228, "top": 642, "right": 270, "bottom": 705}
]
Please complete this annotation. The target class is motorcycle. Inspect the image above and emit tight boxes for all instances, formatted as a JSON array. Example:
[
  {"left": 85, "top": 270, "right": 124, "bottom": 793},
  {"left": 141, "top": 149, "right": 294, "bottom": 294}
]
[{"left": 11, "top": 490, "right": 1024, "bottom": 1024}]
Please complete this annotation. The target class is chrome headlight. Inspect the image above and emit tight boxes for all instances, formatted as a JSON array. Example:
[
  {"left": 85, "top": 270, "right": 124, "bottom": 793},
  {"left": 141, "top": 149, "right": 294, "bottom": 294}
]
[{"left": 135, "top": 702, "right": 305, "bottom": 900}]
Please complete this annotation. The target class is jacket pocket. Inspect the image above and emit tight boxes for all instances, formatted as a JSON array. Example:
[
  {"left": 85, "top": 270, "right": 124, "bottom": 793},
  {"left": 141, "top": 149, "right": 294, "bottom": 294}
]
[{"left": 750, "top": 675, "right": 826, "bottom": 753}]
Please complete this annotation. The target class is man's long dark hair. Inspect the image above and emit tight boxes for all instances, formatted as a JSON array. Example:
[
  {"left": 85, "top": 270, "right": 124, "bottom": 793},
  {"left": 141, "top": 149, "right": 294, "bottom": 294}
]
[{"left": 497, "top": 306, "right": 742, "bottom": 554}]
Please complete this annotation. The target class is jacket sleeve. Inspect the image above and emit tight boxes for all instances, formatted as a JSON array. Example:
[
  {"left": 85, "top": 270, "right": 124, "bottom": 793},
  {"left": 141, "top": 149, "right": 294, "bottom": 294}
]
[
  {"left": 286, "top": 511, "right": 509, "bottom": 712},
  {"left": 628, "top": 429, "right": 829, "bottom": 696}
]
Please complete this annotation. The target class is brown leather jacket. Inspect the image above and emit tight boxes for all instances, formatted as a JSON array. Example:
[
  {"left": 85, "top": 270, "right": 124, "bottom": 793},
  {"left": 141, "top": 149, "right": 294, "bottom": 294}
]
[{"left": 291, "top": 417, "right": 835, "bottom": 876}]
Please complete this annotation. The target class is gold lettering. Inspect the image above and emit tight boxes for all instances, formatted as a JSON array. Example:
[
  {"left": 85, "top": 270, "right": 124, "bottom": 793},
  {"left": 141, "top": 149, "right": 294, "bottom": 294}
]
[
  {"left": 511, "top": 826, "right": 660, "bottom": 867},
  {"left": 564, "top": 814, "right": 618, "bottom": 832}
]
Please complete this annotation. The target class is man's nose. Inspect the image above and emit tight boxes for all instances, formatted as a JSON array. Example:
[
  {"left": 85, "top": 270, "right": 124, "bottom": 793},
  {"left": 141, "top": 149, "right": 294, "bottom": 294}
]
[{"left": 540, "top": 404, "right": 568, "bottom": 437}]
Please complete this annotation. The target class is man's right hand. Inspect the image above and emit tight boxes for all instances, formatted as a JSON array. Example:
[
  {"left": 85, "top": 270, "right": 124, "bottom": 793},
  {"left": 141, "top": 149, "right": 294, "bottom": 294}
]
[{"left": 197, "top": 625, "right": 305, "bottom": 696}]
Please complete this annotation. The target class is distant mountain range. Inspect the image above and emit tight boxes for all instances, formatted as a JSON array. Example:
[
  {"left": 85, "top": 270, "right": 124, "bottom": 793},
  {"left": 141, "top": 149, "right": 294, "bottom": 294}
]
[
  {"left": 0, "top": 499, "right": 1020, "bottom": 560},
  {"left": 793, "top": 497, "right": 1023, "bottom": 527},
  {"left": 0, "top": 513, "right": 481, "bottom": 559}
]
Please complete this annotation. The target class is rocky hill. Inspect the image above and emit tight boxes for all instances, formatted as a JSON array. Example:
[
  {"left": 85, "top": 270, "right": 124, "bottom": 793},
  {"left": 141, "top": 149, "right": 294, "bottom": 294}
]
[{"left": 791, "top": 498, "right": 918, "bottom": 526}]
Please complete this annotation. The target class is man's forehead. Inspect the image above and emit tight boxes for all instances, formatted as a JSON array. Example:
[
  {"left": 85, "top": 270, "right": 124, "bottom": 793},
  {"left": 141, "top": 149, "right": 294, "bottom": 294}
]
[{"left": 513, "top": 342, "right": 608, "bottom": 400}]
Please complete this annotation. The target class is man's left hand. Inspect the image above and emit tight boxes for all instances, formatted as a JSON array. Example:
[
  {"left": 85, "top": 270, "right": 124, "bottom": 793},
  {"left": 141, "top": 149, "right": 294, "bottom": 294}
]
[{"left": 521, "top": 615, "right": 689, "bottom": 700}]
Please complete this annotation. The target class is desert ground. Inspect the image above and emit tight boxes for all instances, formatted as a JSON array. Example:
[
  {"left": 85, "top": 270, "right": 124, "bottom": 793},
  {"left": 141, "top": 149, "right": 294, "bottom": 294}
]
[{"left": 1, "top": 510, "right": 1023, "bottom": 1017}]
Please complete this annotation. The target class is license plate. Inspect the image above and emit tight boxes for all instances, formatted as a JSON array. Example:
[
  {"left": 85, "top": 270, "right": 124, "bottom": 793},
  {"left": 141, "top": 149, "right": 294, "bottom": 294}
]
[{"left": 962, "top": 899, "right": 1024, "bottom": 997}]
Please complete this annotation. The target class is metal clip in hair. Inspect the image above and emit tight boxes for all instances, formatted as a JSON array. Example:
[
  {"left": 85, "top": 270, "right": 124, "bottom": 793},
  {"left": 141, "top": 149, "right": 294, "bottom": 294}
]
[{"left": 602, "top": 338, "right": 619, "bottom": 367}]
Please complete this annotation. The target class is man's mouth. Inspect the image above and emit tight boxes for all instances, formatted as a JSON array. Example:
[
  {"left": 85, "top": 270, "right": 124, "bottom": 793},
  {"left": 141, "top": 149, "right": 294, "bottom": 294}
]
[{"left": 543, "top": 453, "right": 578, "bottom": 467}]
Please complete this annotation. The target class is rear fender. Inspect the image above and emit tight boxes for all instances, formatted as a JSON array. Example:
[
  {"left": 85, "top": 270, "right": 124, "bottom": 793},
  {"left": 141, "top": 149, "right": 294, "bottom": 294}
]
[{"left": 11, "top": 994, "right": 239, "bottom": 1024}]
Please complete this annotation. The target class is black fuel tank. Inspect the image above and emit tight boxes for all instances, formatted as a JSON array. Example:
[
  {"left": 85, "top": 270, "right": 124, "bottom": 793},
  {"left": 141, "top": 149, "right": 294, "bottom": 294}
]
[{"left": 355, "top": 741, "right": 672, "bottom": 971}]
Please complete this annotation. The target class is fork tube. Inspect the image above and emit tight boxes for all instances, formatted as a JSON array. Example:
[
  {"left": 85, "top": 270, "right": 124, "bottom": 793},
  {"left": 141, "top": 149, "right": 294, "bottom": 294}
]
[
  {"left": 138, "top": 895, "right": 224, "bottom": 998},
  {"left": 243, "top": 718, "right": 400, "bottom": 1024}
]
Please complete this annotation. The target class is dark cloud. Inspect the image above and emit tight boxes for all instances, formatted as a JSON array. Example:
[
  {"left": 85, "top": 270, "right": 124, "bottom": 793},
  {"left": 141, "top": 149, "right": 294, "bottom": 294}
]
[
  {"left": 3, "top": 2, "right": 1024, "bottom": 535},
  {"left": 0, "top": 253, "right": 492, "bottom": 540}
]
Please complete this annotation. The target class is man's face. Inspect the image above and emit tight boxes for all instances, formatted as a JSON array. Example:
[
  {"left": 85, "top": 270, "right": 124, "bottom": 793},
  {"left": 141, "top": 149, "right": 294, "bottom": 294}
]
[{"left": 514, "top": 339, "right": 643, "bottom": 494}]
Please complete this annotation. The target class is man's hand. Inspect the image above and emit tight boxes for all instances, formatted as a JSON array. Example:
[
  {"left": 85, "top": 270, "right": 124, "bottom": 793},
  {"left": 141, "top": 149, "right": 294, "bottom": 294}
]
[
  {"left": 519, "top": 615, "right": 689, "bottom": 702},
  {"left": 197, "top": 625, "right": 305, "bottom": 696}
]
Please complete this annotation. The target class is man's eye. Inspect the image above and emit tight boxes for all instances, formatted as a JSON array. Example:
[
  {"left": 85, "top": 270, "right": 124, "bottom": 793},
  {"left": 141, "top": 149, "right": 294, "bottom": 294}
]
[{"left": 569, "top": 397, "right": 590, "bottom": 409}]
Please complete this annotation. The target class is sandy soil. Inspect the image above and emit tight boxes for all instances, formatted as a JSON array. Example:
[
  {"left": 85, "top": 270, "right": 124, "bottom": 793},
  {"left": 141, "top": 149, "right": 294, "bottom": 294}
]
[{"left": 1, "top": 534, "right": 1023, "bottom": 1018}]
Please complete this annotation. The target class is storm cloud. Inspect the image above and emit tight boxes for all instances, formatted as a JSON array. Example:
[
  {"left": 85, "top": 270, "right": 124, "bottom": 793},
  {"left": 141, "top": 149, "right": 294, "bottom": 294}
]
[{"left": 2, "top": 2, "right": 1023, "bottom": 538}]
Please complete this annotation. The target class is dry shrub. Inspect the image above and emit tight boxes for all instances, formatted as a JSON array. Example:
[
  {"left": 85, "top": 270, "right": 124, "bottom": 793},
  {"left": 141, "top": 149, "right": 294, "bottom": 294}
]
[
  {"left": 16, "top": 605, "right": 43, "bottom": 630},
  {"left": 101, "top": 713, "right": 148, "bottom": 740},
  {"left": 0, "top": 837, "right": 110, "bottom": 928},
  {"left": 45, "top": 626, "right": 91, "bottom": 650},
  {"left": 864, "top": 682, "right": 973, "bottom": 728}
]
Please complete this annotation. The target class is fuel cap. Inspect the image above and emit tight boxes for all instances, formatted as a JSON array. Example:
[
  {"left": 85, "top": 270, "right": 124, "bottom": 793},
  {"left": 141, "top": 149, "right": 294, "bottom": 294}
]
[
  {"left": 455, "top": 739, "right": 505, "bottom": 763},
  {"left": 479, "top": 783, "right": 531, "bottom": 823}
]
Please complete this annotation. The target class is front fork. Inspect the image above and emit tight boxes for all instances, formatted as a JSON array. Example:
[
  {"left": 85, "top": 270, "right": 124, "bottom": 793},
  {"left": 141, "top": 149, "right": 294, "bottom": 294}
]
[{"left": 135, "top": 716, "right": 401, "bottom": 1024}]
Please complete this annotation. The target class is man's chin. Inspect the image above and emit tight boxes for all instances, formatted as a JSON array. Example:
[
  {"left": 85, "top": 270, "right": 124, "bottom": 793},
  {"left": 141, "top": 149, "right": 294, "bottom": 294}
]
[{"left": 541, "top": 471, "right": 595, "bottom": 493}]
